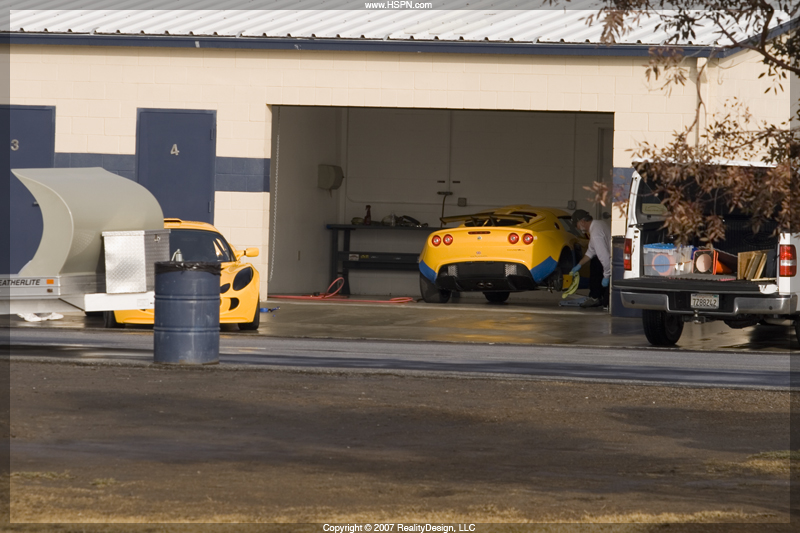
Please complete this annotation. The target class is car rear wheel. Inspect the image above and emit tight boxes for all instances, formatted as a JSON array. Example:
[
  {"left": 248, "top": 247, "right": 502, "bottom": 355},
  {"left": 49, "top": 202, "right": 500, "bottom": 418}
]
[
  {"left": 484, "top": 291, "right": 510, "bottom": 303},
  {"left": 103, "top": 311, "right": 124, "bottom": 329},
  {"left": 795, "top": 319, "right": 800, "bottom": 345},
  {"left": 550, "top": 248, "right": 574, "bottom": 292},
  {"left": 642, "top": 310, "right": 683, "bottom": 346},
  {"left": 419, "top": 274, "right": 451, "bottom": 303},
  {"left": 238, "top": 296, "right": 261, "bottom": 331}
]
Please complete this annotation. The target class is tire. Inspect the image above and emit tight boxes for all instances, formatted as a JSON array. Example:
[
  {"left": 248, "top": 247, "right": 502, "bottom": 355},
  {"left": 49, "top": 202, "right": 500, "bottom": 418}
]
[
  {"left": 84, "top": 311, "right": 103, "bottom": 318},
  {"left": 419, "top": 274, "right": 451, "bottom": 304},
  {"left": 103, "top": 311, "right": 124, "bottom": 329},
  {"left": 238, "top": 296, "right": 261, "bottom": 331},
  {"left": 547, "top": 266, "right": 564, "bottom": 291},
  {"left": 642, "top": 310, "right": 684, "bottom": 346},
  {"left": 795, "top": 320, "right": 800, "bottom": 345},
  {"left": 548, "top": 248, "right": 573, "bottom": 291},
  {"left": 484, "top": 291, "right": 510, "bottom": 303}
]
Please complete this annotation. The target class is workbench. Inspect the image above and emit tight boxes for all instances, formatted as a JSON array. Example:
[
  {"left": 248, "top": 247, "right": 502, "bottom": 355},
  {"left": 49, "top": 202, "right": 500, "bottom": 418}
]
[{"left": 326, "top": 224, "right": 437, "bottom": 295}]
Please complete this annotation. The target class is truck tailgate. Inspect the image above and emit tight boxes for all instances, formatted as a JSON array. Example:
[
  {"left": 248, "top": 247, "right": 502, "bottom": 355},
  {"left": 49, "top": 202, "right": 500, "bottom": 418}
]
[{"left": 615, "top": 276, "right": 769, "bottom": 294}]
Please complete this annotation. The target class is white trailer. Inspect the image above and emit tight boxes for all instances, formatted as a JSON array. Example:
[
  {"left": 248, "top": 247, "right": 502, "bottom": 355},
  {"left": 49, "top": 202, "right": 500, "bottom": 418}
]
[{"left": 2, "top": 167, "right": 169, "bottom": 315}]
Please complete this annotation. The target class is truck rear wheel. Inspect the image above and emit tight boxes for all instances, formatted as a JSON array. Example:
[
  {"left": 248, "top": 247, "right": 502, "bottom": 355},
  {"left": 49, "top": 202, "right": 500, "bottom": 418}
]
[
  {"left": 419, "top": 274, "right": 451, "bottom": 303},
  {"left": 642, "top": 310, "right": 683, "bottom": 346}
]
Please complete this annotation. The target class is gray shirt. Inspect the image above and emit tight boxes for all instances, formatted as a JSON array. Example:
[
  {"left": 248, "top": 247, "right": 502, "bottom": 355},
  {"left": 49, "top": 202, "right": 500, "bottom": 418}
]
[{"left": 585, "top": 220, "right": 612, "bottom": 278}]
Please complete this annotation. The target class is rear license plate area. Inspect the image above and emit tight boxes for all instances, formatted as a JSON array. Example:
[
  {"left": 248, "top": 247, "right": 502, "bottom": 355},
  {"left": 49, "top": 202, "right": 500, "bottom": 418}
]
[{"left": 690, "top": 293, "right": 719, "bottom": 309}]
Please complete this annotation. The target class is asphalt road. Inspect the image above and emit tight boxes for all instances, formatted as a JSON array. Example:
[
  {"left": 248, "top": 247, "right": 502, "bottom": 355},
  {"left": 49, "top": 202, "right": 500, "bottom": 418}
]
[{"left": 6, "top": 327, "right": 795, "bottom": 389}]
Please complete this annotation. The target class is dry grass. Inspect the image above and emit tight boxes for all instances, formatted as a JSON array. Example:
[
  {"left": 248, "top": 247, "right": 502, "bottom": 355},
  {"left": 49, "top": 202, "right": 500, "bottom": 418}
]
[
  {"left": 582, "top": 511, "right": 783, "bottom": 523},
  {"left": 10, "top": 471, "right": 73, "bottom": 481},
  {"left": 7, "top": 495, "right": 786, "bottom": 526},
  {"left": 90, "top": 478, "right": 119, "bottom": 487},
  {"left": 706, "top": 450, "right": 798, "bottom": 477}
]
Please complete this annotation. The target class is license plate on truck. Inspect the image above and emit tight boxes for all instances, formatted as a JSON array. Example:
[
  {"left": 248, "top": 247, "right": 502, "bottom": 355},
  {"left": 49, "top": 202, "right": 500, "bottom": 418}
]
[{"left": 691, "top": 293, "right": 719, "bottom": 309}]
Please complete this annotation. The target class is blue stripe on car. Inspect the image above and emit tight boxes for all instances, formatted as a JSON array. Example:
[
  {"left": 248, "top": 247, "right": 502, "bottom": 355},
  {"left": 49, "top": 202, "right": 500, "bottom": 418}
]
[
  {"left": 419, "top": 260, "right": 437, "bottom": 282},
  {"left": 530, "top": 256, "right": 558, "bottom": 283}
]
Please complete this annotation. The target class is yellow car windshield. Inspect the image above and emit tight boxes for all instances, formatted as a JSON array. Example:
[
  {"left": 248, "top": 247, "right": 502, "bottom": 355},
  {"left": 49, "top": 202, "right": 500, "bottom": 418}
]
[{"left": 169, "top": 229, "right": 235, "bottom": 263}]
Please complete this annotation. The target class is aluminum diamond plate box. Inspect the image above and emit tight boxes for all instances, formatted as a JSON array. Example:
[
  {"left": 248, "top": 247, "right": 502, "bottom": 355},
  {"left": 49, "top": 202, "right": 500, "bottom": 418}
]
[{"left": 102, "top": 230, "right": 170, "bottom": 294}]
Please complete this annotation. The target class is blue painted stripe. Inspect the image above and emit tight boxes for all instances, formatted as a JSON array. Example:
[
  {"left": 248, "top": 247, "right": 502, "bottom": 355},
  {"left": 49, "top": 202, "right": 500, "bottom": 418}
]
[
  {"left": 7, "top": 33, "right": 725, "bottom": 58},
  {"left": 54, "top": 152, "right": 270, "bottom": 193},
  {"left": 215, "top": 156, "right": 270, "bottom": 192},
  {"left": 419, "top": 260, "right": 436, "bottom": 282},
  {"left": 55, "top": 152, "right": 135, "bottom": 182},
  {"left": 530, "top": 256, "right": 558, "bottom": 284}
]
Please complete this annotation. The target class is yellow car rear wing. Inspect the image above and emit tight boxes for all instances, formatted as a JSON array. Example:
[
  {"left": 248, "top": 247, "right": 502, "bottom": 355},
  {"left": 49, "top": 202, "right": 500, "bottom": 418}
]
[{"left": 440, "top": 213, "right": 540, "bottom": 226}]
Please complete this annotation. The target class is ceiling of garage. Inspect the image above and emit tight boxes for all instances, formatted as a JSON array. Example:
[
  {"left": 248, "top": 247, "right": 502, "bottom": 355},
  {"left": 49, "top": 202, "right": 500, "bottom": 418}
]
[{"left": 6, "top": 1, "right": 796, "bottom": 47}]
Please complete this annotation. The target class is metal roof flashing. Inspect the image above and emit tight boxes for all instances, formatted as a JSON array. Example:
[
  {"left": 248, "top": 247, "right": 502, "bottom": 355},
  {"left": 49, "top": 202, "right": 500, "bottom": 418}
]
[{"left": 5, "top": 32, "right": 725, "bottom": 58}]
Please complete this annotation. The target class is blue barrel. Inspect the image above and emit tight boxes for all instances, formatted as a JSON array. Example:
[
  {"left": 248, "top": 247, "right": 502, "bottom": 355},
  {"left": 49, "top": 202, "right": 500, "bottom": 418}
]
[
  {"left": 153, "top": 261, "right": 221, "bottom": 365},
  {"left": 611, "top": 236, "right": 642, "bottom": 318}
]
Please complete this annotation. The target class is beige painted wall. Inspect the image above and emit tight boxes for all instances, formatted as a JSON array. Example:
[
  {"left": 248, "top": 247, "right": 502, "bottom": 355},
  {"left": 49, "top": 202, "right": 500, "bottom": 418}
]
[
  {"left": 13, "top": 44, "right": 791, "bottom": 164},
  {"left": 213, "top": 191, "right": 269, "bottom": 295}
]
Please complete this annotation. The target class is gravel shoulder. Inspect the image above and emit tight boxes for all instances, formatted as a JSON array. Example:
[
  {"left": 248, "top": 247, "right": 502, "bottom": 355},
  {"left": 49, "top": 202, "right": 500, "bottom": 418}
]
[{"left": 6, "top": 360, "right": 795, "bottom": 531}]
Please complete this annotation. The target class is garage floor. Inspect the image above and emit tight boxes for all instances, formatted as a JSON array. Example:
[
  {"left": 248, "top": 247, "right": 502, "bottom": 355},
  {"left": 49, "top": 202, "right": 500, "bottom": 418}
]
[{"left": 10, "top": 292, "right": 797, "bottom": 352}]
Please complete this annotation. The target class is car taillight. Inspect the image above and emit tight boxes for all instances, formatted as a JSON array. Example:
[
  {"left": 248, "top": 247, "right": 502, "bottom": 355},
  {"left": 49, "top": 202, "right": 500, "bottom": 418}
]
[
  {"left": 431, "top": 235, "right": 441, "bottom": 246},
  {"left": 623, "top": 238, "right": 632, "bottom": 271},
  {"left": 443, "top": 234, "right": 453, "bottom": 246},
  {"left": 508, "top": 233, "right": 520, "bottom": 244},
  {"left": 522, "top": 234, "right": 533, "bottom": 245},
  {"left": 779, "top": 244, "right": 796, "bottom": 277}
]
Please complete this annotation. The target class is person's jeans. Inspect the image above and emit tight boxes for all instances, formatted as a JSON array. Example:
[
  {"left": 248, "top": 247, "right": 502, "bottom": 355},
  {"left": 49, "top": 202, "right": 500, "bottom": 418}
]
[{"left": 588, "top": 256, "right": 609, "bottom": 306}]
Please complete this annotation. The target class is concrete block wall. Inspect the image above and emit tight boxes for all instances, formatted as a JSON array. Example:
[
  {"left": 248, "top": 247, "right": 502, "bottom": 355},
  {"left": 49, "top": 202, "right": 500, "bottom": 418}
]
[
  {"left": 213, "top": 191, "right": 269, "bottom": 288},
  {"left": 714, "top": 49, "right": 794, "bottom": 133},
  {"left": 13, "top": 45, "right": 790, "bottom": 165}
]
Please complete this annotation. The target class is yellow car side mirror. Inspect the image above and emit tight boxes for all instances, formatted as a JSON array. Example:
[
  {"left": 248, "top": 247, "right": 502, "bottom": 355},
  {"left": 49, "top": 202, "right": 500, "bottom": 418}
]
[{"left": 244, "top": 247, "right": 259, "bottom": 258}]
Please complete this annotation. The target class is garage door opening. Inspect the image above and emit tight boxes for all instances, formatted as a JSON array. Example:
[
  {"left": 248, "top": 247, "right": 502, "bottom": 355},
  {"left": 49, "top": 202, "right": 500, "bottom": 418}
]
[{"left": 267, "top": 106, "right": 613, "bottom": 298}]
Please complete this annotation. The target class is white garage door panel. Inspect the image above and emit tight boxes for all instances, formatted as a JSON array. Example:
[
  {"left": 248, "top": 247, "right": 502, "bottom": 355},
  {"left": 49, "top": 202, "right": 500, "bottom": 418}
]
[
  {"left": 450, "top": 111, "right": 578, "bottom": 208},
  {"left": 347, "top": 108, "right": 450, "bottom": 205}
]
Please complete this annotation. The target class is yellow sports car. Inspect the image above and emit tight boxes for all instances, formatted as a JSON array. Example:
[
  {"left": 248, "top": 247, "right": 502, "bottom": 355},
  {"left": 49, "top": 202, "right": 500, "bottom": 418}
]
[
  {"left": 418, "top": 206, "right": 588, "bottom": 303},
  {"left": 106, "top": 219, "right": 261, "bottom": 330}
]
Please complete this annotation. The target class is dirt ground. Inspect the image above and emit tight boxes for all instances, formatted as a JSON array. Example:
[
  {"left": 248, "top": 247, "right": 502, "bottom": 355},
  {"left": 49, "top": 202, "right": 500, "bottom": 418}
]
[{"left": 4, "top": 360, "right": 797, "bottom": 532}]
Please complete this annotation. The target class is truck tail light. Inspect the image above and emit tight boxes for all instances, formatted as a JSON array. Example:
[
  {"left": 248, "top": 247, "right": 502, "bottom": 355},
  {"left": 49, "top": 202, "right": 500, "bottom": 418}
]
[
  {"left": 779, "top": 244, "right": 796, "bottom": 277},
  {"left": 508, "top": 233, "right": 520, "bottom": 244},
  {"left": 431, "top": 235, "right": 441, "bottom": 246},
  {"left": 443, "top": 234, "right": 453, "bottom": 246},
  {"left": 623, "top": 238, "right": 632, "bottom": 271}
]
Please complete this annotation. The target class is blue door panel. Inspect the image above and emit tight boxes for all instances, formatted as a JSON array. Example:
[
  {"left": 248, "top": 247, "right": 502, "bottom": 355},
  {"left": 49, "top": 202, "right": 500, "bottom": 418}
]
[
  {"left": 1, "top": 105, "right": 55, "bottom": 274},
  {"left": 136, "top": 109, "right": 216, "bottom": 224}
]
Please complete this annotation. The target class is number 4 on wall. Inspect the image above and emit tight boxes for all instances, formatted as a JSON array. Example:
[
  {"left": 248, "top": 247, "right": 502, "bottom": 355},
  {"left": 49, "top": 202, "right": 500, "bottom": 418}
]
[{"left": 170, "top": 144, "right": 179, "bottom": 156}]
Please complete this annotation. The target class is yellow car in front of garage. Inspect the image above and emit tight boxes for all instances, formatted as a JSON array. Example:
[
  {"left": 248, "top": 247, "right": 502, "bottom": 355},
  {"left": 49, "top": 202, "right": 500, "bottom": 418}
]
[
  {"left": 106, "top": 219, "right": 261, "bottom": 330},
  {"left": 418, "top": 205, "right": 589, "bottom": 303}
]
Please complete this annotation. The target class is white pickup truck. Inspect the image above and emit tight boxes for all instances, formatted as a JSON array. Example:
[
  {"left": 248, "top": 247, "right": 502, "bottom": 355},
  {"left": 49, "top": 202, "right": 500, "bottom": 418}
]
[{"left": 614, "top": 162, "right": 799, "bottom": 346}]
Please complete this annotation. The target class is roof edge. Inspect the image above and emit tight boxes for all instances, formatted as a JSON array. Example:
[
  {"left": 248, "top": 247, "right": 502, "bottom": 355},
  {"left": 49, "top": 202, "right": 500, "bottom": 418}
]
[{"left": 2, "top": 32, "right": 721, "bottom": 58}]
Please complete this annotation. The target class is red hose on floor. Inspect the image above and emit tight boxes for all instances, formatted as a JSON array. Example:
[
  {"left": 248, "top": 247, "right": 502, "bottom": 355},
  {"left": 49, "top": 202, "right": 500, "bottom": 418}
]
[{"left": 269, "top": 277, "right": 415, "bottom": 304}]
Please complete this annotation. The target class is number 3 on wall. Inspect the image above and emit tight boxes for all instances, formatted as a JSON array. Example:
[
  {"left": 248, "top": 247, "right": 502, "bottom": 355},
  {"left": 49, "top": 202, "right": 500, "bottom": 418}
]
[
  {"left": 11, "top": 139, "right": 19, "bottom": 151},
  {"left": 170, "top": 144, "right": 179, "bottom": 156}
]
